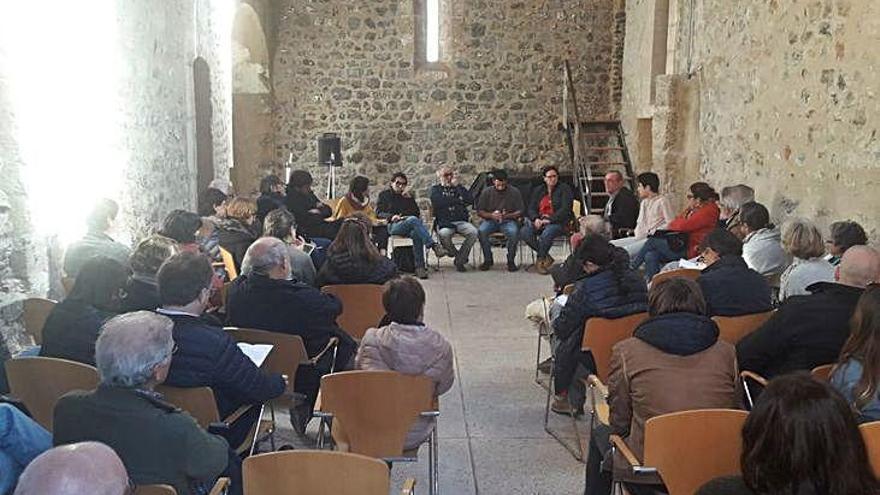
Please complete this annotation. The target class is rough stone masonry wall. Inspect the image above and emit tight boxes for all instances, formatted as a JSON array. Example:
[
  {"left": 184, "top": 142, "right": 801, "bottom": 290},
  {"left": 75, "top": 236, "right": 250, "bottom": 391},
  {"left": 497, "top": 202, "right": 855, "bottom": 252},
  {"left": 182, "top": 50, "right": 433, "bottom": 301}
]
[{"left": 273, "top": 0, "right": 624, "bottom": 197}]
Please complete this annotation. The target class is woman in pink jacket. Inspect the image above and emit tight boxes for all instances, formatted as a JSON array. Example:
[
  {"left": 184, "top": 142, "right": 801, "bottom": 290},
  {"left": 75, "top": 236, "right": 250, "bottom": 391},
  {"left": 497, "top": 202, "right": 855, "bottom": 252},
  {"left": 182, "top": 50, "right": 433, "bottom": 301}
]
[{"left": 355, "top": 276, "right": 455, "bottom": 450}]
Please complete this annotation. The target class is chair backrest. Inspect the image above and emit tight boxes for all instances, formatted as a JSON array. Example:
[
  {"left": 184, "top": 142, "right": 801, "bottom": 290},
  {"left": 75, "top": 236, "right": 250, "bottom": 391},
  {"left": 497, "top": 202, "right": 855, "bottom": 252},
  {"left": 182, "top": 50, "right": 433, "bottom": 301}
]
[
  {"left": 22, "top": 297, "right": 57, "bottom": 345},
  {"left": 244, "top": 450, "right": 390, "bottom": 495},
  {"left": 861, "top": 421, "right": 880, "bottom": 478},
  {"left": 713, "top": 310, "right": 774, "bottom": 344},
  {"left": 811, "top": 364, "right": 834, "bottom": 382},
  {"left": 153, "top": 386, "right": 220, "bottom": 428},
  {"left": 320, "top": 370, "right": 434, "bottom": 458},
  {"left": 4, "top": 356, "right": 99, "bottom": 431},
  {"left": 321, "top": 284, "right": 385, "bottom": 340},
  {"left": 650, "top": 268, "right": 702, "bottom": 286},
  {"left": 644, "top": 409, "right": 749, "bottom": 495},
  {"left": 134, "top": 485, "right": 177, "bottom": 495},
  {"left": 219, "top": 247, "right": 238, "bottom": 280},
  {"left": 225, "top": 327, "right": 309, "bottom": 394},
  {"left": 582, "top": 313, "right": 650, "bottom": 383}
]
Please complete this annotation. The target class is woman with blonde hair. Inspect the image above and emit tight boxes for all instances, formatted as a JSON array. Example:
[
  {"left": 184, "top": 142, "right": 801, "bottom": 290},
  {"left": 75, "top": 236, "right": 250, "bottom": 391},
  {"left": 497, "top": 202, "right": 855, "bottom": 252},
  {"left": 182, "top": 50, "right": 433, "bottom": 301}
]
[
  {"left": 778, "top": 218, "right": 834, "bottom": 301},
  {"left": 216, "top": 197, "right": 259, "bottom": 271}
]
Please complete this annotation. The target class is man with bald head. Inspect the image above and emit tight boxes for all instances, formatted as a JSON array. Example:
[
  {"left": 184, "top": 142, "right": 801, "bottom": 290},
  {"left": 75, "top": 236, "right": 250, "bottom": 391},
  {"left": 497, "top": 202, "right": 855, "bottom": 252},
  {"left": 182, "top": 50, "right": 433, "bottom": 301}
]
[
  {"left": 738, "top": 245, "right": 880, "bottom": 378},
  {"left": 14, "top": 442, "right": 128, "bottom": 495},
  {"left": 226, "top": 237, "right": 357, "bottom": 433}
]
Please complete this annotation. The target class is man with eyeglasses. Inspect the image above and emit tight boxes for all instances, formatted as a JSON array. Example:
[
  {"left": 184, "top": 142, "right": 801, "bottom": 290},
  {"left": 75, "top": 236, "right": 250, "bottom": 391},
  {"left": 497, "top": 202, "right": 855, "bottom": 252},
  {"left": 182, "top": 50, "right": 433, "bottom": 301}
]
[
  {"left": 53, "top": 312, "right": 232, "bottom": 495},
  {"left": 520, "top": 165, "right": 574, "bottom": 274},
  {"left": 377, "top": 172, "right": 447, "bottom": 279},
  {"left": 602, "top": 170, "right": 639, "bottom": 239},
  {"left": 430, "top": 166, "right": 479, "bottom": 272}
]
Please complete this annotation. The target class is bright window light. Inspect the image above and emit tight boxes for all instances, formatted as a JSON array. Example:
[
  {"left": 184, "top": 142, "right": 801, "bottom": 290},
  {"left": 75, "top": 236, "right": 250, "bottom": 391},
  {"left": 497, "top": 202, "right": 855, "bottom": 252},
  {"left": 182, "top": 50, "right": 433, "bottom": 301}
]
[
  {"left": 426, "top": 0, "right": 440, "bottom": 63},
  {"left": 0, "top": 3, "right": 127, "bottom": 247}
]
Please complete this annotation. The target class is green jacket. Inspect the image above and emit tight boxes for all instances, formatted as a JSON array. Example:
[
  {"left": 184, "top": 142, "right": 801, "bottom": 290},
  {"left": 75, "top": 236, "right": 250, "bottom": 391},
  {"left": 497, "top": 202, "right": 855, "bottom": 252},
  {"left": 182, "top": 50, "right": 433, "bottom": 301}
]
[{"left": 53, "top": 385, "right": 228, "bottom": 495}]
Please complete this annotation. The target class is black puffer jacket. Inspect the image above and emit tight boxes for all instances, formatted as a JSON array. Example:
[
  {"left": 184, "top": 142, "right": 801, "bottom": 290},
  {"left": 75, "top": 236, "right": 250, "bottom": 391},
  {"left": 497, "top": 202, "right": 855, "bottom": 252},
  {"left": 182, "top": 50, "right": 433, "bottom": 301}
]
[
  {"left": 697, "top": 255, "right": 772, "bottom": 316},
  {"left": 317, "top": 251, "right": 398, "bottom": 287},
  {"left": 634, "top": 312, "right": 720, "bottom": 356},
  {"left": 40, "top": 299, "right": 116, "bottom": 366},
  {"left": 121, "top": 276, "right": 160, "bottom": 312},
  {"left": 216, "top": 219, "right": 258, "bottom": 271}
]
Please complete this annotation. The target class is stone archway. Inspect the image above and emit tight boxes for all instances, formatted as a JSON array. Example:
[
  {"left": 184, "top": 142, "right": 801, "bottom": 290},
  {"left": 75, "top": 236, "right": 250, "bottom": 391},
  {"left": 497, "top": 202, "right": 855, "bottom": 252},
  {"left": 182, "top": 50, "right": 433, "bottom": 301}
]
[{"left": 231, "top": 3, "right": 273, "bottom": 197}]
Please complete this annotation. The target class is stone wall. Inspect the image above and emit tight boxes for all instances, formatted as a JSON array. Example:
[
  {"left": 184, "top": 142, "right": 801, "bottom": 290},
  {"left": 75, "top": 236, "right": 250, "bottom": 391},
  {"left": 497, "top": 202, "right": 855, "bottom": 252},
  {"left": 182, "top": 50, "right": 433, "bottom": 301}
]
[
  {"left": 622, "top": 0, "right": 880, "bottom": 236},
  {"left": 273, "top": 0, "right": 625, "bottom": 197}
]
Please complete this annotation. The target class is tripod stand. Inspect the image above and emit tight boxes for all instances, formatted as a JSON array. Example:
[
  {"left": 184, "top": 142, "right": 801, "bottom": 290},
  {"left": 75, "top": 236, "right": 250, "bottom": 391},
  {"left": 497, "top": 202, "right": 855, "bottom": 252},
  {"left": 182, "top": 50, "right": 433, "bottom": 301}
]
[{"left": 324, "top": 152, "right": 339, "bottom": 199}]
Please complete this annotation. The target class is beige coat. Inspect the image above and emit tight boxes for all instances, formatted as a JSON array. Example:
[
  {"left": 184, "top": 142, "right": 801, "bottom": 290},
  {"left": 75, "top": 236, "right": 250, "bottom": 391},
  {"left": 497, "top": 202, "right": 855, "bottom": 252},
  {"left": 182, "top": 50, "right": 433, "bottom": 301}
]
[{"left": 355, "top": 322, "right": 455, "bottom": 450}]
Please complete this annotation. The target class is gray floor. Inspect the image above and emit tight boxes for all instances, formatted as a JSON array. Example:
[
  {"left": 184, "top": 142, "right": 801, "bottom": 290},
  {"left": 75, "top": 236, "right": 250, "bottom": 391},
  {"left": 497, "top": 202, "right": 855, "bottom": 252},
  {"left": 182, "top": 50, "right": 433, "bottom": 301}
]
[{"left": 274, "top": 245, "right": 586, "bottom": 494}]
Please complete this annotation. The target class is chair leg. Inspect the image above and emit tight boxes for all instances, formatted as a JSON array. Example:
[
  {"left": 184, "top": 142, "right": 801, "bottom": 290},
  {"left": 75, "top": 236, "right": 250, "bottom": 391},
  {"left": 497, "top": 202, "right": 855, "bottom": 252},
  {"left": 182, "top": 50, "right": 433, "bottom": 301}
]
[
  {"left": 543, "top": 374, "right": 586, "bottom": 462},
  {"left": 535, "top": 328, "right": 543, "bottom": 383},
  {"left": 429, "top": 426, "right": 439, "bottom": 495},
  {"left": 268, "top": 403, "right": 277, "bottom": 451}
]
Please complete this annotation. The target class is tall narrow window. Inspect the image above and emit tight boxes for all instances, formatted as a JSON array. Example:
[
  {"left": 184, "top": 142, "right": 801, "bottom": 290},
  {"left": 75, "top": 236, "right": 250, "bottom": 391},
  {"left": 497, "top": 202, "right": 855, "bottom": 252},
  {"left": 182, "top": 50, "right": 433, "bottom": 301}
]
[
  {"left": 425, "top": 0, "right": 440, "bottom": 63},
  {"left": 414, "top": 0, "right": 446, "bottom": 70}
]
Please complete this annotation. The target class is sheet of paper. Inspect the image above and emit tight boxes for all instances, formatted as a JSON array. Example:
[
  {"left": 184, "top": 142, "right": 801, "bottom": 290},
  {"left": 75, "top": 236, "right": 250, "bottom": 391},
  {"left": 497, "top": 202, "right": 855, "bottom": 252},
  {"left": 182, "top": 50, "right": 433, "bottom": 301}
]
[
  {"left": 555, "top": 294, "right": 569, "bottom": 307},
  {"left": 237, "top": 343, "right": 273, "bottom": 367},
  {"left": 678, "top": 258, "right": 706, "bottom": 270}
]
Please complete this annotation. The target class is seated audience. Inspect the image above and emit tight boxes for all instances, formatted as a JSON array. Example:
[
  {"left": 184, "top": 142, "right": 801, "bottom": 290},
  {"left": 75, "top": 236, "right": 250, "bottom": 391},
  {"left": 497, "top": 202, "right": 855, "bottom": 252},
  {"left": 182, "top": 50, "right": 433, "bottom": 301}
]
[
  {"left": 778, "top": 218, "right": 835, "bottom": 301},
  {"left": 832, "top": 285, "right": 880, "bottom": 423},
  {"left": 696, "top": 229, "right": 772, "bottom": 316},
  {"left": 697, "top": 374, "right": 879, "bottom": 495},
  {"left": 377, "top": 172, "right": 446, "bottom": 279},
  {"left": 255, "top": 174, "right": 287, "bottom": 224},
  {"left": 40, "top": 256, "right": 129, "bottom": 365},
  {"left": 476, "top": 169, "right": 525, "bottom": 272},
  {"left": 355, "top": 277, "right": 454, "bottom": 450},
  {"left": 826, "top": 220, "right": 868, "bottom": 266},
  {"left": 198, "top": 187, "right": 228, "bottom": 220},
  {"left": 737, "top": 245, "right": 880, "bottom": 378},
  {"left": 262, "top": 209, "right": 317, "bottom": 286},
  {"left": 601, "top": 170, "right": 639, "bottom": 239},
  {"left": 551, "top": 234, "right": 648, "bottom": 415},
  {"left": 586, "top": 278, "right": 738, "bottom": 495},
  {"left": 215, "top": 197, "right": 259, "bottom": 271},
  {"left": 569, "top": 214, "right": 611, "bottom": 251},
  {"left": 316, "top": 216, "right": 398, "bottom": 287},
  {"left": 225, "top": 238, "right": 358, "bottom": 432},
  {"left": 520, "top": 165, "right": 574, "bottom": 274},
  {"left": 159, "top": 209, "right": 203, "bottom": 253},
  {"left": 738, "top": 201, "right": 788, "bottom": 276},
  {"left": 121, "top": 235, "right": 179, "bottom": 312},
  {"left": 0, "top": 404, "right": 51, "bottom": 494},
  {"left": 717, "top": 184, "right": 755, "bottom": 238},
  {"left": 285, "top": 170, "right": 340, "bottom": 240},
  {"left": 14, "top": 442, "right": 129, "bottom": 495},
  {"left": 53, "top": 312, "right": 231, "bottom": 495},
  {"left": 609, "top": 172, "right": 675, "bottom": 259},
  {"left": 430, "top": 166, "right": 478, "bottom": 272},
  {"left": 157, "top": 252, "right": 285, "bottom": 446},
  {"left": 63, "top": 198, "right": 131, "bottom": 278},
  {"left": 631, "top": 182, "right": 720, "bottom": 281}
]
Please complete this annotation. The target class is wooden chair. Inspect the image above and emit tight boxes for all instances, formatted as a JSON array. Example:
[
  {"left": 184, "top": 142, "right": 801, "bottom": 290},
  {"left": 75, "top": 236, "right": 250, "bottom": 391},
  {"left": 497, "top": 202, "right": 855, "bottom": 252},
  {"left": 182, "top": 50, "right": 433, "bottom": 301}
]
[
  {"left": 314, "top": 370, "right": 439, "bottom": 495},
  {"left": 243, "top": 450, "right": 415, "bottom": 495},
  {"left": 650, "top": 268, "right": 701, "bottom": 286},
  {"left": 219, "top": 246, "right": 238, "bottom": 280},
  {"left": 22, "top": 297, "right": 57, "bottom": 345},
  {"left": 135, "top": 478, "right": 229, "bottom": 495},
  {"left": 154, "top": 385, "right": 268, "bottom": 457},
  {"left": 534, "top": 284, "right": 578, "bottom": 387},
  {"left": 4, "top": 356, "right": 99, "bottom": 431},
  {"left": 321, "top": 284, "right": 385, "bottom": 340},
  {"left": 611, "top": 409, "right": 748, "bottom": 495},
  {"left": 713, "top": 310, "right": 775, "bottom": 344},
  {"left": 543, "top": 312, "right": 649, "bottom": 461},
  {"left": 860, "top": 421, "right": 880, "bottom": 478},
  {"left": 811, "top": 363, "right": 835, "bottom": 382},
  {"left": 740, "top": 370, "right": 768, "bottom": 410}
]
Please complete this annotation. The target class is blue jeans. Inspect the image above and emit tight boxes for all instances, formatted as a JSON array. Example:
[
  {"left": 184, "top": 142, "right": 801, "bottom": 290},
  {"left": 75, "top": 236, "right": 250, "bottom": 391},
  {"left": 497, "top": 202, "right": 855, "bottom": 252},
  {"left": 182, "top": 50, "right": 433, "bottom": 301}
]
[
  {"left": 478, "top": 220, "right": 519, "bottom": 264},
  {"left": 631, "top": 236, "right": 685, "bottom": 281},
  {"left": 309, "top": 237, "right": 332, "bottom": 270},
  {"left": 0, "top": 404, "right": 52, "bottom": 494},
  {"left": 520, "top": 221, "right": 565, "bottom": 258},
  {"left": 388, "top": 216, "right": 434, "bottom": 268}
]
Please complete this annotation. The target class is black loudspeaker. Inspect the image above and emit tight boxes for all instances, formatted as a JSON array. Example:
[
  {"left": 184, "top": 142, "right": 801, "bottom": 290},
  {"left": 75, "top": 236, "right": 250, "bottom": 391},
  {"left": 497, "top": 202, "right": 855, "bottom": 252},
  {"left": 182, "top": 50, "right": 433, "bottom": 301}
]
[{"left": 317, "top": 133, "right": 342, "bottom": 166}]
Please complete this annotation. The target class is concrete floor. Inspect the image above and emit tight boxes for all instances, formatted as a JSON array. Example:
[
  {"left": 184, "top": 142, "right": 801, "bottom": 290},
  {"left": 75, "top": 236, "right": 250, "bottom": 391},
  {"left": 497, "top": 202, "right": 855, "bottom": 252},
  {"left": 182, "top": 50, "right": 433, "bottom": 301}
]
[{"left": 274, "top": 245, "right": 586, "bottom": 495}]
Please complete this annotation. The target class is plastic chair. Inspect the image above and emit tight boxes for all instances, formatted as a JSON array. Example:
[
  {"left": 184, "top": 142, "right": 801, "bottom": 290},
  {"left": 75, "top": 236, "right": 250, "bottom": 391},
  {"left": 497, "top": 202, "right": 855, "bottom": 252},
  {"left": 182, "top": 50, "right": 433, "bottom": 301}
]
[
  {"left": 811, "top": 363, "right": 834, "bottom": 382},
  {"left": 543, "top": 312, "right": 649, "bottom": 461},
  {"left": 135, "top": 478, "right": 229, "bottom": 495},
  {"left": 314, "top": 371, "right": 439, "bottom": 495},
  {"left": 713, "top": 310, "right": 775, "bottom": 344},
  {"left": 243, "top": 450, "right": 415, "bottom": 495},
  {"left": 861, "top": 421, "right": 880, "bottom": 479},
  {"left": 650, "top": 268, "right": 701, "bottom": 286},
  {"left": 4, "top": 356, "right": 99, "bottom": 431},
  {"left": 321, "top": 284, "right": 385, "bottom": 340},
  {"left": 22, "top": 297, "right": 57, "bottom": 345},
  {"left": 611, "top": 409, "right": 748, "bottom": 495},
  {"left": 219, "top": 247, "right": 238, "bottom": 281}
]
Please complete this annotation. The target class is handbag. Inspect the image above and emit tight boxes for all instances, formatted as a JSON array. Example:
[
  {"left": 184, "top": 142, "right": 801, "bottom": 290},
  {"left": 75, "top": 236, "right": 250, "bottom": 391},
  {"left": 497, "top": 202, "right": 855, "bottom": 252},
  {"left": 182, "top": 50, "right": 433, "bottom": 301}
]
[{"left": 649, "top": 230, "right": 688, "bottom": 253}]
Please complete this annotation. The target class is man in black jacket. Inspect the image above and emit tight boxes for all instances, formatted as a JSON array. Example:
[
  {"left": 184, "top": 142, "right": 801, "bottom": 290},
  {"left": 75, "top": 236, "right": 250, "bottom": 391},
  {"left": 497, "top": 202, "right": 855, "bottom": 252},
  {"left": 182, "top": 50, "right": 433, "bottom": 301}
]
[
  {"left": 520, "top": 165, "right": 574, "bottom": 274},
  {"left": 430, "top": 166, "right": 478, "bottom": 272},
  {"left": 737, "top": 245, "right": 880, "bottom": 378},
  {"left": 602, "top": 171, "right": 638, "bottom": 239},
  {"left": 696, "top": 228, "right": 772, "bottom": 316},
  {"left": 285, "top": 170, "right": 340, "bottom": 240},
  {"left": 156, "top": 252, "right": 286, "bottom": 446},
  {"left": 226, "top": 237, "right": 357, "bottom": 431}
]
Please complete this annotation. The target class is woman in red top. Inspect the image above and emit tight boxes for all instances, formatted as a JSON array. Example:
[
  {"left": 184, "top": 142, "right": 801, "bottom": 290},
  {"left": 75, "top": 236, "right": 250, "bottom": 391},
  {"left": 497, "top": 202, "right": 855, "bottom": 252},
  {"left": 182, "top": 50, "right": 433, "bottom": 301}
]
[{"left": 631, "top": 182, "right": 720, "bottom": 281}]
